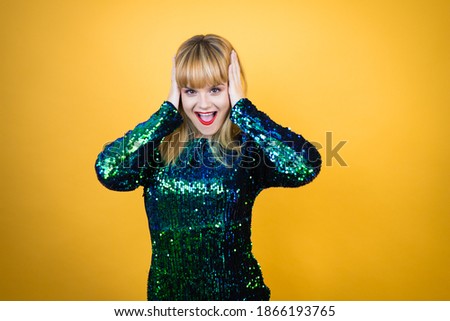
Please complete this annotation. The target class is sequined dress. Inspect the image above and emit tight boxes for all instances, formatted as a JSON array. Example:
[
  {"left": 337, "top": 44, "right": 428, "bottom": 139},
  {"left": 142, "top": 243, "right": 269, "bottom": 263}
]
[{"left": 95, "top": 98, "right": 321, "bottom": 300}]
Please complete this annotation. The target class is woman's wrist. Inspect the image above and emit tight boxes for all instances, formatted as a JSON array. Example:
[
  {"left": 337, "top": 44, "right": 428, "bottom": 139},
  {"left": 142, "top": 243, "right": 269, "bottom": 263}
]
[
  {"left": 231, "top": 97, "right": 246, "bottom": 108},
  {"left": 167, "top": 94, "right": 180, "bottom": 109}
]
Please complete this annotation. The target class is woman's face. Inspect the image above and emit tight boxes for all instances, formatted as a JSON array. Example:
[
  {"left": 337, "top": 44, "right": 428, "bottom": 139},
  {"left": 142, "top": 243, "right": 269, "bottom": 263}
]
[{"left": 181, "top": 83, "right": 230, "bottom": 138}]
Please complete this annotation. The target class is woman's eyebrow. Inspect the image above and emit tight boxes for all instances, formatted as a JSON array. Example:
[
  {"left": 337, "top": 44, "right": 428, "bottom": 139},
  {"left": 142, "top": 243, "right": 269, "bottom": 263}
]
[{"left": 183, "top": 84, "right": 225, "bottom": 90}]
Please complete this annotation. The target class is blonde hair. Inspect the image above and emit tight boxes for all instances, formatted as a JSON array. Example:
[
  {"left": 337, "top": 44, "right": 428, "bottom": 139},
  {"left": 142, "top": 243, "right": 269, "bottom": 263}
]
[{"left": 159, "top": 34, "right": 247, "bottom": 165}]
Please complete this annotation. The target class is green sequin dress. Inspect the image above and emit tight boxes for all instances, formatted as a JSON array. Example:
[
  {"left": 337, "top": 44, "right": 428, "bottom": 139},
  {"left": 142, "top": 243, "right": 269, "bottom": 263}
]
[{"left": 95, "top": 98, "right": 321, "bottom": 300}]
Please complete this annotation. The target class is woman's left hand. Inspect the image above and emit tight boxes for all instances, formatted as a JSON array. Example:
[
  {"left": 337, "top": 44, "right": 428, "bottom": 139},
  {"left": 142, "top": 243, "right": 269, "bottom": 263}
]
[
  {"left": 167, "top": 56, "right": 180, "bottom": 109},
  {"left": 228, "top": 50, "right": 245, "bottom": 107}
]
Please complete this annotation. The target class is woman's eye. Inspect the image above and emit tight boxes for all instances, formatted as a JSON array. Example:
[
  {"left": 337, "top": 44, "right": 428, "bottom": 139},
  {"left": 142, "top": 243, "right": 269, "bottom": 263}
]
[
  {"left": 185, "top": 89, "right": 196, "bottom": 95},
  {"left": 211, "top": 87, "right": 221, "bottom": 93}
]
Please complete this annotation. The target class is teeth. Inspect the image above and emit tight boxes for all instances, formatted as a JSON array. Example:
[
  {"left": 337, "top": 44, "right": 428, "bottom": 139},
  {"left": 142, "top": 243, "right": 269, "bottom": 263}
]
[{"left": 197, "top": 112, "right": 215, "bottom": 122}]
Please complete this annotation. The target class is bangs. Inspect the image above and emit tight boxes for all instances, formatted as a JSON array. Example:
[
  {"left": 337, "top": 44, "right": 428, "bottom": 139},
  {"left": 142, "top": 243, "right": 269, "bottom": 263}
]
[{"left": 176, "top": 45, "right": 229, "bottom": 89}]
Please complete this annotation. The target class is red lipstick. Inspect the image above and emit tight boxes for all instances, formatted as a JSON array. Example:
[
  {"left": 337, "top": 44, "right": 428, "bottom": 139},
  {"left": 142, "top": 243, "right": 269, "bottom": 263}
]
[{"left": 196, "top": 111, "right": 217, "bottom": 126}]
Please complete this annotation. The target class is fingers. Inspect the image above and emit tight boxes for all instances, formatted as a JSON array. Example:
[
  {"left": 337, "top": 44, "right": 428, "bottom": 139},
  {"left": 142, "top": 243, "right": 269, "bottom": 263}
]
[
  {"left": 229, "top": 50, "right": 241, "bottom": 86},
  {"left": 171, "top": 56, "right": 177, "bottom": 83},
  {"left": 231, "top": 50, "right": 240, "bottom": 76},
  {"left": 167, "top": 55, "right": 180, "bottom": 109},
  {"left": 228, "top": 50, "right": 244, "bottom": 107},
  {"left": 230, "top": 51, "right": 238, "bottom": 78}
]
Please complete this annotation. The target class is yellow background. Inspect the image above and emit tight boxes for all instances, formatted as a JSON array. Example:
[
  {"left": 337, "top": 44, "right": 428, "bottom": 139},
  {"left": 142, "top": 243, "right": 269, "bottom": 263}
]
[{"left": 1, "top": 0, "right": 449, "bottom": 300}]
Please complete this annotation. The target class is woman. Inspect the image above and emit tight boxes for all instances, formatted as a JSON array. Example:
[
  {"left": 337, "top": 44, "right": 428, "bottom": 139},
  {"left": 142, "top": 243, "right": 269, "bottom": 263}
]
[{"left": 95, "top": 34, "right": 321, "bottom": 300}]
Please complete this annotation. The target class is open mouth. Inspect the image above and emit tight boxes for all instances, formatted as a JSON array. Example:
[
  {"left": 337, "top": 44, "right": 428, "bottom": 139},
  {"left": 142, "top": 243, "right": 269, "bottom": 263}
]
[{"left": 195, "top": 111, "right": 218, "bottom": 126}]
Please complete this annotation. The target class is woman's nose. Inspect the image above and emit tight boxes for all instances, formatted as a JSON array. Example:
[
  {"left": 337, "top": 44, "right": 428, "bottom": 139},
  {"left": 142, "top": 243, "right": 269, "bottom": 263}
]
[{"left": 198, "top": 94, "right": 211, "bottom": 109}]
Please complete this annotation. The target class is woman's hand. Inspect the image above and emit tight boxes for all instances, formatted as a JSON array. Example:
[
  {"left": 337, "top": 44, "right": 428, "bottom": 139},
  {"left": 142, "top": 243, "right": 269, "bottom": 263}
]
[
  {"left": 167, "top": 56, "right": 180, "bottom": 109},
  {"left": 228, "top": 50, "right": 245, "bottom": 107}
]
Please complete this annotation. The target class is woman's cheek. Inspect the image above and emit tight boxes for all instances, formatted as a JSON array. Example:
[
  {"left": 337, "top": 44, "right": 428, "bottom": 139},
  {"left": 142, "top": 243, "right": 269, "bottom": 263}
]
[{"left": 181, "top": 95, "right": 193, "bottom": 109}]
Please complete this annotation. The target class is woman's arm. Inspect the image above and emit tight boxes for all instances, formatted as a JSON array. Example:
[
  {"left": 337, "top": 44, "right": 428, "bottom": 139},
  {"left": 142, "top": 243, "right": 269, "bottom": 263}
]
[
  {"left": 230, "top": 98, "right": 321, "bottom": 189},
  {"left": 95, "top": 101, "right": 183, "bottom": 191},
  {"left": 228, "top": 50, "right": 321, "bottom": 189}
]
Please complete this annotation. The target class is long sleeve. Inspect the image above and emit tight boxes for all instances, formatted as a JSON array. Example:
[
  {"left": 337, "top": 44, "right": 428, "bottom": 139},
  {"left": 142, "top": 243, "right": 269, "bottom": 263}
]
[
  {"left": 230, "top": 98, "right": 321, "bottom": 189},
  {"left": 95, "top": 101, "right": 183, "bottom": 191}
]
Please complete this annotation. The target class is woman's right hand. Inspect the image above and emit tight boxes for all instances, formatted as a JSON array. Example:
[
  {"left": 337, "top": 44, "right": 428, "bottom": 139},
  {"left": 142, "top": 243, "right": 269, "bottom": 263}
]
[{"left": 167, "top": 56, "right": 180, "bottom": 109}]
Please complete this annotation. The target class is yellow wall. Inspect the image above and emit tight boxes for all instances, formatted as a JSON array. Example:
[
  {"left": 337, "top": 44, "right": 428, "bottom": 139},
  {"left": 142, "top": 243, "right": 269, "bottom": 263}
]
[{"left": 1, "top": 0, "right": 448, "bottom": 300}]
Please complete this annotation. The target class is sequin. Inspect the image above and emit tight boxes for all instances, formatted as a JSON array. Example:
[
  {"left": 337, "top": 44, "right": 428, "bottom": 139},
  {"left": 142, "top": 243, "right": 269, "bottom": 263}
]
[{"left": 95, "top": 98, "right": 321, "bottom": 300}]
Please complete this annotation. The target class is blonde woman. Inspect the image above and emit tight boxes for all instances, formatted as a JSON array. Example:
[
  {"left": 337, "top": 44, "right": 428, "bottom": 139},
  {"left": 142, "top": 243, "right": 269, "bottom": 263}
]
[{"left": 95, "top": 34, "right": 321, "bottom": 300}]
